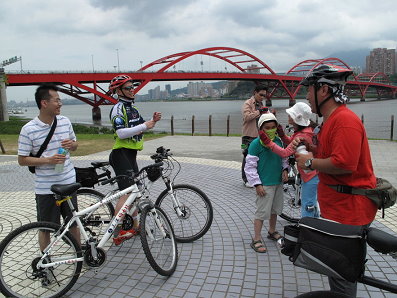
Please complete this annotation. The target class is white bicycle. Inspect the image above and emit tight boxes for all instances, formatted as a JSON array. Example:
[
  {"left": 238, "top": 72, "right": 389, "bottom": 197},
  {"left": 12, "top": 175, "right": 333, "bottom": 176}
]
[
  {"left": 0, "top": 162, "right": 178, "bottom": 298},
  {"left": 77, "top": 146, "right": 213, "bottom": 243}
]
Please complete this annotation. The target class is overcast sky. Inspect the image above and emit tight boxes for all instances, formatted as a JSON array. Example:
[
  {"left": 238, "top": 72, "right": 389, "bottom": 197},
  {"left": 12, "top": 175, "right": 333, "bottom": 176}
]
[{"left": 2, "top": 0, "right": 397, "bottom": 102}]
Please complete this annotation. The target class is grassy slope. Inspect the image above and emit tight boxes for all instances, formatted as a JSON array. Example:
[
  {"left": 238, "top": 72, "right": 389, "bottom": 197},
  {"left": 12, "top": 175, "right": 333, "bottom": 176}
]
[{"left": 0, "top": 134, "right": 167, "bottom": 156}]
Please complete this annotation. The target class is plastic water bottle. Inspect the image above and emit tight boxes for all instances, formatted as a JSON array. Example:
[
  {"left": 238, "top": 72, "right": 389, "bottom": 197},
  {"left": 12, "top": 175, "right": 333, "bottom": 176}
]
[
  {"left": 54, "top": 147, "right": 68, "bottom": 173},
  {"left": 296, "top": 142, "right": 311, "bottom": 173}
]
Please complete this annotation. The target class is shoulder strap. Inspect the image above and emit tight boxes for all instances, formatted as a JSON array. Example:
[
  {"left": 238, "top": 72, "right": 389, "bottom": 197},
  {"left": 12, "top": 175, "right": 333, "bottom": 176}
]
[{"left": 34, "top": 117, "right": 57, "bottom": 158}]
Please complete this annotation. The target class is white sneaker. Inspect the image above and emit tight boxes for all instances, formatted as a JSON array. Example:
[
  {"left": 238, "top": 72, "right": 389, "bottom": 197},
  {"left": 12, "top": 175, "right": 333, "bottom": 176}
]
[{"left": 244, "top": 182, "right": 254, "bottom": 188}]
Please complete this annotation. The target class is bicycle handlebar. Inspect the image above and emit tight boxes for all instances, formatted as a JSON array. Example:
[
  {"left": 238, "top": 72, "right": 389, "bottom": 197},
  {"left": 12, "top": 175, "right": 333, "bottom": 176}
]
[
  {"left": 150, "top": 146, "right": 172, "bottom": 162},
  {"left": 100, "top": 162, "right": 164, "bottom": 186}
]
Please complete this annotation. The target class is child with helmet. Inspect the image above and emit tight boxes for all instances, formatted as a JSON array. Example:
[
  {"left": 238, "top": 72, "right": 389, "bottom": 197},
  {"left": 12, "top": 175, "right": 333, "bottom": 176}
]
[
  {"left": 259, "top": 102, "right": 320, "bottom": 218},
  {"left": 244, "top": 112, "right": 289, "bottom": 253},
  {"left": 108, "top": 75, "right": 161, "bottom": 245}
]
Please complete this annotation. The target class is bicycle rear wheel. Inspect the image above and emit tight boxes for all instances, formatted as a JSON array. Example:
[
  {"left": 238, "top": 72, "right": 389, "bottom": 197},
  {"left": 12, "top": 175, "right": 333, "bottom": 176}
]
[
  {"left": 77, "top": 188, "right": 114, "bottom": 241},
  {"left": 280, "top": 182, "right": 301, "bottom": 223},
  {"left": 155, "top": 184, "right": 213, "bottom": 243},
  {"left": 140, "top": 206, "right": 178, "bottom": 276},
  {"left": 0, "top": 222, "right": 82, "bottom": 298}
]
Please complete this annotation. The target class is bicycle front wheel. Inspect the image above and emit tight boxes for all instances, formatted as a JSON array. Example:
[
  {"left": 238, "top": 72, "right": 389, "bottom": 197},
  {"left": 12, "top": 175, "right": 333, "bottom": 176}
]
[
  {"left": 0, "top": 222, "right": 82, "bottom": 298},
  {"left": 140, "top": 206, "right": 178, "bottom": 276},
  {"left": 279, "top": 183, "right": 301, "bottom": 223},
  {"left": 77, "top": 188, "right": 114, "bottom": 241},
  {"left": 155, "top": 184, "right": 213, "bottom": 243}
]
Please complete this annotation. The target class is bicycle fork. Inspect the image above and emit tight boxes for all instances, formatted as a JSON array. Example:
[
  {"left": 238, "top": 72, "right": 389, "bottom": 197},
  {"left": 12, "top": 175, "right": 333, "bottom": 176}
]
[
  {"left": 163, "top": 177, "right": 184, "bottom": 218},
  {"left": 146, "top": 207, "right": 169, "bottom": 240}
]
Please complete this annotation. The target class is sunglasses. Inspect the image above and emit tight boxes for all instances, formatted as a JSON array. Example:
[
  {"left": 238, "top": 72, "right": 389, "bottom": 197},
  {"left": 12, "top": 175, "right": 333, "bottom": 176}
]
[
  {"left": 258, "top": 93, "right": 267, "bottom": 97},
  {"left": 122, "top": 86, "right": 136, "bottom": 91},
  {"left": 122, "top": 82, "right": 141, "bottom": 91}
]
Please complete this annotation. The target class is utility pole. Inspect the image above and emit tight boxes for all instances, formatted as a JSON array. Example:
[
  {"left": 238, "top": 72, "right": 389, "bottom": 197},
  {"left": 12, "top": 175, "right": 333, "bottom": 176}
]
[
  {"left": 0, "top": 68, "right": 9, "bottom": 121},
  {"left": 0, "top": 56, "right": 20, "bottom": 122},
  {"left": 116, "top": 49, "right": 120, "bottom": 72}
]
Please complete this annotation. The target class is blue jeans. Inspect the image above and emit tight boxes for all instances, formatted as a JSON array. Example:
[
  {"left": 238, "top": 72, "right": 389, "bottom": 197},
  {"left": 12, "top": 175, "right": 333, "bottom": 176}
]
[{"left": 301, "top": 175, "right": 319, "bottom": 218}]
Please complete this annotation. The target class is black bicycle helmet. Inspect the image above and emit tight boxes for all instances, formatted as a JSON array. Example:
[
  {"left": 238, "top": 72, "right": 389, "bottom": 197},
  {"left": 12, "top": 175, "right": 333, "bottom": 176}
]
[
  {"left": 300, "top": 64, "right": 353, "bottom": 87},
  {"left": 300, "top": 64, "right": 353, "bottom": 117}
]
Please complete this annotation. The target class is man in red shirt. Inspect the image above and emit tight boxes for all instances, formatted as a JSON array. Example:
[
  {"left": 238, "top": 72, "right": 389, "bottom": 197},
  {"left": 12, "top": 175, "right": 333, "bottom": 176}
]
[{"left": 295, "top": 64, "right": 377, "bottom": 297}]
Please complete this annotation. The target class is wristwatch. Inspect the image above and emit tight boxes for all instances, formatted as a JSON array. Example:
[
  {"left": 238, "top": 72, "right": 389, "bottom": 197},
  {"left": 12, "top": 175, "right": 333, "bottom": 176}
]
[{"left": 305, "top": 158, "right": 314, "bottom": 170}]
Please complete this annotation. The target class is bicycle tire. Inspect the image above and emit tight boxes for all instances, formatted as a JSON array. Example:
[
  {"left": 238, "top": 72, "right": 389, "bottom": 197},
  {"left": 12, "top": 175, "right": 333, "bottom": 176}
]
[
  {"left": 0, "top": 221, "right": 82, "bottom": 298},
  {"left": 140, "top": 205, "right": 178, "bottom": 276},
  {"left": 155, "top": 184, "right": 213, "bottom": 243},
  {"left": 77, "top": 188, "right": 115, "bottom": 241},
  {"left": 280, "top": 182, "right": 301, "bottom": 223}
]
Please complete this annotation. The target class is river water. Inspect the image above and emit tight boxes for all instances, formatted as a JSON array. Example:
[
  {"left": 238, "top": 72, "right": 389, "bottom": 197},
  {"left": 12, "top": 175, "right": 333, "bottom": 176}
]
[{"left": 15, "top": 98, "right": 397, "bottom": 140}]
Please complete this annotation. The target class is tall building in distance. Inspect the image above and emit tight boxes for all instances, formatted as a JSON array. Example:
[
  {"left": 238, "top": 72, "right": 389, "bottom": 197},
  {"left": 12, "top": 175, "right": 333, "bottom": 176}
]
[
  {"left": 165, "top": 84, "right": 171, "bottom": 96},
  {"left": 366, "top": 48, "right": 396, "bottom": 75}
]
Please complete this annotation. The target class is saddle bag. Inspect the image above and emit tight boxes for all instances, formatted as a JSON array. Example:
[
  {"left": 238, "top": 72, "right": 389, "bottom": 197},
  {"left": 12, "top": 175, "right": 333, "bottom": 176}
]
[
  {"left": 282, "top": 217, "right": 367, "bottom": 282},
  {"left": 75, "top": 167, "right": 99, "bottom": 188}
]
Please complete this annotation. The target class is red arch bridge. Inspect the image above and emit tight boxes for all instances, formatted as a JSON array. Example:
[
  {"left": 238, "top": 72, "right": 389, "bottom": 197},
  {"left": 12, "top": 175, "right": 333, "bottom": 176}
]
[{"left": 5, "top": 46, "right": 397, "bottom": 121}]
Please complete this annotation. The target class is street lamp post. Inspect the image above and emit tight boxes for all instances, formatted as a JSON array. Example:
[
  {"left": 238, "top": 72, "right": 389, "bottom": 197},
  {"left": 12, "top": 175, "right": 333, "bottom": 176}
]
[
  {"left": 116, "top": 49, "right": 120, "bottom": 72},
  {"left": 91, "top": 55, "right": 95, "bottom": 72},
  {"left": 140, "top": 60, "right": 143, "bottom": 70}
]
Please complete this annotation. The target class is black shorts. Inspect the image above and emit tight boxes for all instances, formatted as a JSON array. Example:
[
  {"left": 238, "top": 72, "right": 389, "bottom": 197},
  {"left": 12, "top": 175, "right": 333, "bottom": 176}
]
[
  {"left": 35, "top": 193, "right": 78, "bottom": 227},
  {"left": 109, "top": 148, "right": 138, "bottom": 190}
]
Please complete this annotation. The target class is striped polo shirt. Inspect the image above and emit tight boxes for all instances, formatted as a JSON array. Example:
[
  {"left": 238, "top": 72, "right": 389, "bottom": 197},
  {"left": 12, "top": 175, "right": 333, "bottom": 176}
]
[{"left": 18, "top": 115, "right": 77, "bottom": 194}]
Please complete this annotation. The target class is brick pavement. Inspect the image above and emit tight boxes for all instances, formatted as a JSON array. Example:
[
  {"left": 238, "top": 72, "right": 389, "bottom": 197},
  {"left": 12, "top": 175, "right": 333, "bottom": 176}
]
[{"left": 0, "top": 137, "right": 397, "bottom": 297}]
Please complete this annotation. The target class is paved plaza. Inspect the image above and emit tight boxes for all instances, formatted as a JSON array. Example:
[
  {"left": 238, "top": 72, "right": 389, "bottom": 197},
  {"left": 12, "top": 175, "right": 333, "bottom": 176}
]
[{"left": 1, "top": 136, "right": 397, "bottom": 297}]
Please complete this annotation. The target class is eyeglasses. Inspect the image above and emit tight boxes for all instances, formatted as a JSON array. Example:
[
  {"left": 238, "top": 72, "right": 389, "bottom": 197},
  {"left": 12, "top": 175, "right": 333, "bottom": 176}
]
[{"left": 46, "top": 98, "right": 62, "bottom": 103}]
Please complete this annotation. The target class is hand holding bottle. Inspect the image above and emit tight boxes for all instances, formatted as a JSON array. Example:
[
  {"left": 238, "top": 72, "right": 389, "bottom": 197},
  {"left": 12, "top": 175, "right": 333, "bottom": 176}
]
[{"left": 54, "top": 147, "right": 68, "bottom": 173}]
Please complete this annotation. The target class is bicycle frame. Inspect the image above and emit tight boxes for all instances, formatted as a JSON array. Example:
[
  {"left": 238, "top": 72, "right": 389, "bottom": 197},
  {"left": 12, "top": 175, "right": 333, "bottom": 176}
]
[{"left": 39, "top": 182, "right": 167, "bottom": 269}]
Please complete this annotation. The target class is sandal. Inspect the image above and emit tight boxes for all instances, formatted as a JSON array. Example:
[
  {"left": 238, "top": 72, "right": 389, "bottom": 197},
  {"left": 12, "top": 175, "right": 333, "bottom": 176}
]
[
  {"left": 267, "top": 231, "right": 282, "bottom": 241},
  {"left": 250, "top": 239, "right": 267, "bottom": 253}
]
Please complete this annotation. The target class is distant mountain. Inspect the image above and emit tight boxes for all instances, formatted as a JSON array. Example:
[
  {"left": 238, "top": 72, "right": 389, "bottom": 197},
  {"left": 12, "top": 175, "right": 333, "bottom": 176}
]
[{"left": 326, "top": 48, "right": 370, "bottom": 70}]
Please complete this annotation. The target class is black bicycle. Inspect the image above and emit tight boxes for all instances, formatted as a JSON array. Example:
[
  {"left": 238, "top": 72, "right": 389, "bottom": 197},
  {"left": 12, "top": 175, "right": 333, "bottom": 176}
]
[{"left": 76, "top": 146, "right": 214, "bottom": 243}]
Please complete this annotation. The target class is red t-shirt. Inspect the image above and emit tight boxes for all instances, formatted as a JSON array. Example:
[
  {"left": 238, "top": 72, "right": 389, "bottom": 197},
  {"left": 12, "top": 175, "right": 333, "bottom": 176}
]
[{"left": 316, "top": 105, "right": 377, "bottom": 225}]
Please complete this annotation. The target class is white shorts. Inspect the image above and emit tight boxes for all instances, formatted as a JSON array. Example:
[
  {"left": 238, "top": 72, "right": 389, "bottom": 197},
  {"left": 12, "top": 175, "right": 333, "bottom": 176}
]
[{"left": 254, "top": 184, "right": 284, "bottom": 220}]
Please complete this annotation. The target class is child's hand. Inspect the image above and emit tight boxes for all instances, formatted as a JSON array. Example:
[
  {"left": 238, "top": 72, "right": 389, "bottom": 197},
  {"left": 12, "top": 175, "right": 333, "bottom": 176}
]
[
  {"left": 258, "top": 131, "right": 271, "bottom": 146},
  {"left": 291, "top": 137, "right": 301, "bottom": 151},
  {"left": 255, "top": 185, "right": 266, "bottom": 197}
]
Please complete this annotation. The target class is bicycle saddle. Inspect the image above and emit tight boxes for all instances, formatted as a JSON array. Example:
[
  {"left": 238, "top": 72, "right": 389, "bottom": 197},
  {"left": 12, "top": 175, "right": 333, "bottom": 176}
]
[
  {"left": 366, "top": 227, "right": 397, "bottom": 254},
  {"left": 50, "top": 183, "right": 81, "bottom": 196}
]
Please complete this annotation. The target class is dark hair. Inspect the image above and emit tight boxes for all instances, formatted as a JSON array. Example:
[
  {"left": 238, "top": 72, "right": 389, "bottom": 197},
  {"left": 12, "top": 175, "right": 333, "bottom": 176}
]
[
  {"left": 35, "top": 83, "right": 59, "bottom": 109},
  {"left": 254, "top": 84, "right": 268, "bottom": 93}
]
